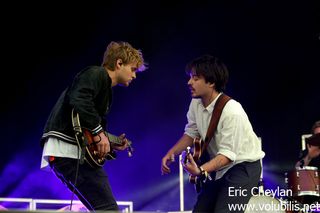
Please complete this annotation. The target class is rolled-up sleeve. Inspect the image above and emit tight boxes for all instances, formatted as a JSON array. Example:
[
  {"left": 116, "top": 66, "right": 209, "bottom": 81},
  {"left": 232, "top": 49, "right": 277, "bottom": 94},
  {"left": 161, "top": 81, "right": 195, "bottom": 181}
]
[{"left": 184, "top": 100, "right": 200, "bottom": 139}]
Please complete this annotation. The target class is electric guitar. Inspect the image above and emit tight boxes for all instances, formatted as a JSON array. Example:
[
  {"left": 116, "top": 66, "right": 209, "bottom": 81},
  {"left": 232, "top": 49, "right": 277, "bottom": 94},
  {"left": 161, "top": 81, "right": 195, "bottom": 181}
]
[
  {"left": 184, "top": 137, "right": 204, "bottom": 193},
  {"left": 71, "top": 108, "right": 133, "bottom": 168}
]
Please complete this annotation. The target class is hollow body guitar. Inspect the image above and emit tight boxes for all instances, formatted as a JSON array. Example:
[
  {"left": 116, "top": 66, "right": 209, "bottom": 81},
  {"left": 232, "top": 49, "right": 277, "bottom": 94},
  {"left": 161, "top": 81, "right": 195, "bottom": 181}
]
[{"left": 71, "top": 109, "right": 133, "bottom": 168}]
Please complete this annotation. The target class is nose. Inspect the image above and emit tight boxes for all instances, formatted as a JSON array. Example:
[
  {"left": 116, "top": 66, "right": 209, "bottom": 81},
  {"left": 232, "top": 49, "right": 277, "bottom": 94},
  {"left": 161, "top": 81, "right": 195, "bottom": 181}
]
[
  {"left": 187, "top": 78, "right": 192, "bottom": 85},
  {"left": 132, "top": 72, "right": 136, "bottom": 79}
]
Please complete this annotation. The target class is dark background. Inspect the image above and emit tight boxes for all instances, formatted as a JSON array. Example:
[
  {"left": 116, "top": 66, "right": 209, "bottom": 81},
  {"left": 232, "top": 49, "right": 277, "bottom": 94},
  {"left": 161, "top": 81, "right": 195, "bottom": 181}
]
[{"left": 0, "top": 1, "right": 319, "bottom": 211}]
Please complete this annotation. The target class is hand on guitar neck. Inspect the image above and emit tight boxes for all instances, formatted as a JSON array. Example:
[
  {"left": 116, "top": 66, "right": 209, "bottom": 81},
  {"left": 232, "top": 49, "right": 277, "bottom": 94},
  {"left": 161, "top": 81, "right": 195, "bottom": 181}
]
[
  {"left": 95, "top": 132, "right": 133, "bottom": 158},
  {"left": 107, "top": 132, "right": 133, "bottom": 157},
  {"left": 72, "top": 108, "right": 133, "bottom": 168},
  {"left": 82, "top": 130, "right": 133, "bottom": 167},
  {"left": 181, "top": 138, "right": 212, "bottom": 193},
  {"left": 181, "top": 146, "right": 202, "bottom": 176}
]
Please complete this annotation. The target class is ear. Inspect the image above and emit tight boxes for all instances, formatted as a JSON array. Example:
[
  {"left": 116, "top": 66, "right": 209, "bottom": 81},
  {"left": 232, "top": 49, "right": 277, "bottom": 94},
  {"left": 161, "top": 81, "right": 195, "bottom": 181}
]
[
  {"left": 209, "top": 82, "right": 215, "bottom": 88},
  {"left": 116, "top": 59, "right": 123, "bottom": 68}
]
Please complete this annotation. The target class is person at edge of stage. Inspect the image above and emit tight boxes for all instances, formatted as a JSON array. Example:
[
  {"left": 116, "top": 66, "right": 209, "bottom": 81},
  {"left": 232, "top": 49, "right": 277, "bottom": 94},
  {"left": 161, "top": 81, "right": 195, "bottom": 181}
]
[
  {"left": 296, "top": 120, "right": 320, "bottom": 168},
  {"left": 293, "top": 120, "right": 320, "bottom": 207},
  {"left": 40, "top": 41, "right": 147, "bottom": 211},
  {"left": 161, "top": 54, "right": 265, "bottom": 213}
]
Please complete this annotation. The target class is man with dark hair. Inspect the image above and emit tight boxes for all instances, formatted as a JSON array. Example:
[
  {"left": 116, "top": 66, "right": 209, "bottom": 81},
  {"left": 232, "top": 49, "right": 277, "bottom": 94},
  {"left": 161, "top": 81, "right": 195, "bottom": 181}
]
[{"left": 161, "top": 55, "right": 265, "bottom": 212}]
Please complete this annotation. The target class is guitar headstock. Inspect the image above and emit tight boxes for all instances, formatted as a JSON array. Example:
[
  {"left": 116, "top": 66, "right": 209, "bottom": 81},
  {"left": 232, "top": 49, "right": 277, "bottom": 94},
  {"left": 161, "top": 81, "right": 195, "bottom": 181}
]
[
  {"left": 127, "top": 144, "right": 134, "bottom": 157},
  {"left": 186, "top": 146, "right": 191, "bottom": 154},
  {"left": 183, "top": 146, "right": 192, "bottom": 164}
]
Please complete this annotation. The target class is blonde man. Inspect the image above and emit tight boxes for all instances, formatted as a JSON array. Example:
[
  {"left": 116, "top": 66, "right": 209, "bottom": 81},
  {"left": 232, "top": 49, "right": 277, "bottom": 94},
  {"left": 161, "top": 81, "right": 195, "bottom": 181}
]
[{"left": 40, "top": 41, "right": 146, "bottom": 211}]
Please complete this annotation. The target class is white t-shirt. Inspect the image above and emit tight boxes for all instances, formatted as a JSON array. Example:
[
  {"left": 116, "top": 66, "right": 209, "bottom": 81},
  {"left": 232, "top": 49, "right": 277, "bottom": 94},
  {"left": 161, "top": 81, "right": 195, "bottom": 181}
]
[{"left": 40, "top": 137, "right": 81, "bottom": 171}]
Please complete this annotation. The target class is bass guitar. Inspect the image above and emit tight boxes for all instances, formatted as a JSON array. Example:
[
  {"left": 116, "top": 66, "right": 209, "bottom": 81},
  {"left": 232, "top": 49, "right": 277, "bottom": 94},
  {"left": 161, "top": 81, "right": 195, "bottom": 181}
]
[{"left": 71, "top": 108, "right": 133, "bottom": 168}]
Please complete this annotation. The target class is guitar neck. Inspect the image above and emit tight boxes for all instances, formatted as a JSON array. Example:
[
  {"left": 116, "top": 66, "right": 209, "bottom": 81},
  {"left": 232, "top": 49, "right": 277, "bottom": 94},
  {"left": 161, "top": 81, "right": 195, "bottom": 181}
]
[{"left": 106, "top": 132, "right": 131, "bottom": 145}]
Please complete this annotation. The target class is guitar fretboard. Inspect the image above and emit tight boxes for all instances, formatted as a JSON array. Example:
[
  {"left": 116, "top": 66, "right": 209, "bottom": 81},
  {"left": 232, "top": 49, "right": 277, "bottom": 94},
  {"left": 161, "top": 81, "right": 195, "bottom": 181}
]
[{"left": 107, "top": 132, "right": 132, "bottom": 145}]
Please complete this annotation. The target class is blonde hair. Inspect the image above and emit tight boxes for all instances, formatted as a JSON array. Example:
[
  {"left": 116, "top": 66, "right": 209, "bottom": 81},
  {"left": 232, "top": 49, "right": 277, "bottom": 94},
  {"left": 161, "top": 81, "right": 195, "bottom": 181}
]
[{"left": 102, "top": 41, "right": 147, "bottom": 71}]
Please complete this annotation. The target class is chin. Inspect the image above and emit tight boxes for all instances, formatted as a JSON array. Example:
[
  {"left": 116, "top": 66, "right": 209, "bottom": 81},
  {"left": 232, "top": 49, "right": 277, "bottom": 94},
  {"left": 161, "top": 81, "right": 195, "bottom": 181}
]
[
  {"left": 190, "top": 92, "right": 198, "bottom": 98},
  {"left": 119, "top": 82, "right": 130, "bottom": 87},
  {"left": 191, "top": 94, "right": 200, "bottom": 99}
]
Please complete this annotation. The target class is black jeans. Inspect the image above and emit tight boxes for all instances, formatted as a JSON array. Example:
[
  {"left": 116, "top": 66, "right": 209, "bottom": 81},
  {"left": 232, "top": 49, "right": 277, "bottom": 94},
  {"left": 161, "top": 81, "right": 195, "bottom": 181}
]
[
  {"left": 193, "top": 160, "right": 261, "bottom": 213},
  {"left": 50, "top": 157, "right": 119, "bottom": 211}
]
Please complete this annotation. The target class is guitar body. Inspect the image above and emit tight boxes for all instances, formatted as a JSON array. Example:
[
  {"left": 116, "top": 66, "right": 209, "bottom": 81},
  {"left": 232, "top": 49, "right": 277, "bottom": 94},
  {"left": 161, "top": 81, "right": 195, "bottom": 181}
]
[
  {"left": 71, "top": 108, "right": 133, "bottom": 168},
  {"left": 82, "top": 129, "right": 116, "bottom": 168}
]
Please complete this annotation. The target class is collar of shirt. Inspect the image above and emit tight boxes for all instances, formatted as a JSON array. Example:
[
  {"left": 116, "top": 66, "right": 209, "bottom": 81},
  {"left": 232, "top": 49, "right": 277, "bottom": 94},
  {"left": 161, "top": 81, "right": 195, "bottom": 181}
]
[{"left": 199, "top": 92, "right": 223, "bottom": 113}]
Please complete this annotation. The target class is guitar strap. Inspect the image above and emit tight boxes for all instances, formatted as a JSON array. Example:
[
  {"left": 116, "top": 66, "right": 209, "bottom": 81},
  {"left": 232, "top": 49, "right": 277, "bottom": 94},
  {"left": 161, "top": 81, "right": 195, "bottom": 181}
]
[
  {"left": 71, "top": 108, "right": 87, "bottom": 164},
  {"left": 202, "top": 93, "right": 231, "bottom": 155}
]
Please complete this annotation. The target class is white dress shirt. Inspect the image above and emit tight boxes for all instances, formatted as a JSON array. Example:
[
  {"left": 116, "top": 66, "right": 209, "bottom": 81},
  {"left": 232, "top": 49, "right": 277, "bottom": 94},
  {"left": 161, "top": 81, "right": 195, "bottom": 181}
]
[{"left": 184, "top": 93, "right": 265, "bottom": 180}]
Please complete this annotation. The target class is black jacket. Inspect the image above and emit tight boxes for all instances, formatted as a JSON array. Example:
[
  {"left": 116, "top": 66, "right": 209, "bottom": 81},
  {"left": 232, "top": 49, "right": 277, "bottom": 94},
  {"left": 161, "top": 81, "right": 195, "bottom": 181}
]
[{"left": 40, "top": 66, "right": 113, "bottom": 146}]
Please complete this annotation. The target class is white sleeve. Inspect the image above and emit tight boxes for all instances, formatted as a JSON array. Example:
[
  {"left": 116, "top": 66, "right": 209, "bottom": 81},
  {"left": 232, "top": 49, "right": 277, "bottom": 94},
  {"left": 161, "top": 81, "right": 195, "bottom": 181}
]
[{"left": 184, "top": 100, "right": 200, "bottom": 139}]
